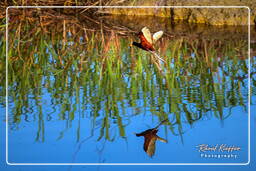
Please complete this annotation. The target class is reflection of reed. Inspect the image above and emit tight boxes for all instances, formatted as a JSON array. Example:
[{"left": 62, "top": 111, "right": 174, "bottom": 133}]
[{"left": 2, "top": 9, "right": 253, "bottom": 144}]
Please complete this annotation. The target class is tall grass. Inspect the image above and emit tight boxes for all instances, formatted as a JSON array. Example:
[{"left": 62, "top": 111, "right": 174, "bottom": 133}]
[{"left": 0, "top": 9, "right": 253, "bottom": 142}]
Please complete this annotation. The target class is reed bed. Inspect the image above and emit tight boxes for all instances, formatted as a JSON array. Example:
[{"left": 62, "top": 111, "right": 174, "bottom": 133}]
[
  {"left": 0, "top": 0, "right": 122, "bottom": 21},
  {"left": 1, "top": 9, "right": 253, "bottom": 142}
]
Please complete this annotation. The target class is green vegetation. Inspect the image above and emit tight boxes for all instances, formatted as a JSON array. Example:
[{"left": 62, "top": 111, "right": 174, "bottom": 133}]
[{"left": 0, "top": 9, "right": 253, "bottom": 143}]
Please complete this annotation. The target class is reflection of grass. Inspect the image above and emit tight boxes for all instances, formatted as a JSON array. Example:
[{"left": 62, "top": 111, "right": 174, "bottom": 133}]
[{"left": 1, "top": 12, "right": 252, "bottom": 143}]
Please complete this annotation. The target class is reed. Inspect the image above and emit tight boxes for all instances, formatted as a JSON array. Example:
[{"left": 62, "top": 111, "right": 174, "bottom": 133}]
[{"left": 1, "top": 9, "right": 253, "bottom": 143}]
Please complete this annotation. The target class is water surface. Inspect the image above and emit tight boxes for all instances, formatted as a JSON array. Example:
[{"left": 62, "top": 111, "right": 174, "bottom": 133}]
[{"left": 2, "top": 8, "right": 254, "bottom": 164}]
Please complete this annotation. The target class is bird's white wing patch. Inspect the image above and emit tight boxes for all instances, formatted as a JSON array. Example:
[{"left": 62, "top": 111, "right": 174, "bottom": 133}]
[
  {"left": 141, "top": 27, "right": 153, "bottom": 44},
  {"left": 153, "top": 31, "right": 163, "bottom": 43}
]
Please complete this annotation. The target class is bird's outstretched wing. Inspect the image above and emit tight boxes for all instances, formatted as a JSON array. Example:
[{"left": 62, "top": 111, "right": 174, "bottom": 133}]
[
  {"left": 153, "top": 31, "right": 163, "bottom": 44},
  {"left": 141, "top": 27, "right": 153, "bottom": 44},
  {"left": 144, "top": 136, "right": 157, "bottom": 157},
  {"left": 144, "top": 136, "right": 167, "bottom": 157}
]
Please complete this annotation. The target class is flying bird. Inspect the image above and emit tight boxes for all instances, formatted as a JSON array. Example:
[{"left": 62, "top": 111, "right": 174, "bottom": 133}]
[
  {"left": 132, "top": 27, "right": 165, "bottom": 63},
  {"left": 135, "top": 119, "right": 168, "bottom": 157}
]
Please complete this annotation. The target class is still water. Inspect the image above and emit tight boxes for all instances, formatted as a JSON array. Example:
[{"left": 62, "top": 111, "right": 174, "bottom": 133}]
[{"left": 2, "top": 8, "right": 254, "bottom": 164}]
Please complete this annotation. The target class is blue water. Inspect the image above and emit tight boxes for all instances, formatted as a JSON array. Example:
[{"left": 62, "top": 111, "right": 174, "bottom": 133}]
[
  {"left": 2, "top": 55, "right": 255, "bottom": 170},
  {"left": 0, "top": 60, "right": 255, "bottom": 170},
  {"left": 5, "top": 64, "right": 251, "bottom": 165},
  {"left": 1, "top": 101, "right": 256, "bottom": 171},
  {"left": 2, "top": 50, "right": 254, "bottom": 170},
  {"left": 7, "top": 105, "right": 248, "bottom": 163},
  {"left": 1, "top": 74, "right": 254, "bottom": 170}
]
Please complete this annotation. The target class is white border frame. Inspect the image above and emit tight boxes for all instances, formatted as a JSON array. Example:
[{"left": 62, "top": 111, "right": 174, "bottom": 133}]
[{"left": 5, "top": 6, "right": 251, "bottom": 166}]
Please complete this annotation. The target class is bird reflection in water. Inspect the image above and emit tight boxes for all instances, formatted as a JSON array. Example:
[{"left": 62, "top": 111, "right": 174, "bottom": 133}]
[{"left": 135, "top": 119, "right": 168, "bottom": 157}]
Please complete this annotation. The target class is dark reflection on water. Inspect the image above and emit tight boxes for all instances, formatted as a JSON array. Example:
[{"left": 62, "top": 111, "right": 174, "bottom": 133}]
[
  {"left": 1, "top": 8, "right": 255, "bottom": 163},
  {"left": 135, "top": 119, "right": 168, "bottom": 157}
]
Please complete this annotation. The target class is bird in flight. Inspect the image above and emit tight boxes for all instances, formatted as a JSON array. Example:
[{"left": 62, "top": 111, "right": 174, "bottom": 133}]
[
  {"left": 133, "top": 27, "right": 165, "bottom": 63},
  {"left": 135, "top": 119, "right": 168, "bottom": 157}
]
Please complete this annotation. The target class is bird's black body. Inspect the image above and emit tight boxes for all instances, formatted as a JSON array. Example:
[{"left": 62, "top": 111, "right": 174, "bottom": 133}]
[
  {"left": 132, "top": 42, "right": 148, "bottom": 51},
  {"left": 135, "top": 128, "right": 158, "bottom": 137}
]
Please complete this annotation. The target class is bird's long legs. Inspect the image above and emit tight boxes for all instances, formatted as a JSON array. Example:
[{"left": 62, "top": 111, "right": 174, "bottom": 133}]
[{"left": 149, "top": 51, "right": 166, "bottom": 63}]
